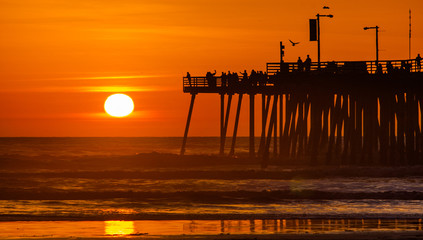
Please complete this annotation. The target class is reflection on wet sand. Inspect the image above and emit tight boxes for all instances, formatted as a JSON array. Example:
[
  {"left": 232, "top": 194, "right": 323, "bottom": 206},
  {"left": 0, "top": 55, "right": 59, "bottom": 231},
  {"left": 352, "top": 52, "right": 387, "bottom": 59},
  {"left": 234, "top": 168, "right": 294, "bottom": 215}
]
[
  {"left": 0, "top": 219, "right": 421, "bottom": 239},
  {"left": 183, "top": 219, "right": 423, "bottom": 234}
]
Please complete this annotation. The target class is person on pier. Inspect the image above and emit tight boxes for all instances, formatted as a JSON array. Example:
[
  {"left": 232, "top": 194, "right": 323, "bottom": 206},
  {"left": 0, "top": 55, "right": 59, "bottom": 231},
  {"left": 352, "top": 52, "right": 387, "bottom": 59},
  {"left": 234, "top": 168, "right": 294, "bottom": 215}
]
[
  {"left": 186, "top": 72, "right": 192, "bottom": 87},
  {"left": 206, "top": 70, "right": 217, "bottom": 87},
  {"left": 417, "top": 54, "right": 422, "bottom": 72},
  {"left": 240, "top": 70, "right": 249, "bottom": 86},
  {"left": 304, "top": 55, "right": 312, "bottom": 72},
  {"left": 250, "top": 70, "right": 257, "bottom": 87},
  {"left": 297, "top": 57, "right": 303, "bottom": 72},
  {"left": 221, "top": 72, "right": 227, "bottom": 88},
  {"left": 256, "top": 71, "right": 265, "bottom": 87},
  {"left": 228, "top": 71, "right": 239, "bottom": 89}
]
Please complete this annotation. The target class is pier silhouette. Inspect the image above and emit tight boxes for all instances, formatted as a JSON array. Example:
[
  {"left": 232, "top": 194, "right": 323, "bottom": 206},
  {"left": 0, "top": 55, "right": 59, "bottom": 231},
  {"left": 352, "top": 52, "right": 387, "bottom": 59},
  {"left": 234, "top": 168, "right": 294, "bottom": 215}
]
[{"left": 181, "top": 56, "right": 423, "bottom": 167}]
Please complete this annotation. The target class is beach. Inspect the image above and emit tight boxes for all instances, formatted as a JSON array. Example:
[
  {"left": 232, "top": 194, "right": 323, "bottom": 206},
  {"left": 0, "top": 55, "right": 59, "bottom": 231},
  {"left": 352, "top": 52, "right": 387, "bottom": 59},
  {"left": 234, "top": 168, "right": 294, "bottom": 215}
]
[{"left": 1, "top": 137, "right": 423, "bottom": 239}]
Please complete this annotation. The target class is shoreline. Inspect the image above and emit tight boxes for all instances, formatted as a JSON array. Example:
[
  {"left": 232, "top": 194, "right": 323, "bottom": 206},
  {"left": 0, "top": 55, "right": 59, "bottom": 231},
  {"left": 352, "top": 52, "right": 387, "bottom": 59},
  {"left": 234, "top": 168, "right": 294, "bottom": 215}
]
[
  {"left": 10, "top": 232, "right": 423, "bottom": 240},
  {"left": 2, "top": 219, "right": 423, "bottom": 240}
]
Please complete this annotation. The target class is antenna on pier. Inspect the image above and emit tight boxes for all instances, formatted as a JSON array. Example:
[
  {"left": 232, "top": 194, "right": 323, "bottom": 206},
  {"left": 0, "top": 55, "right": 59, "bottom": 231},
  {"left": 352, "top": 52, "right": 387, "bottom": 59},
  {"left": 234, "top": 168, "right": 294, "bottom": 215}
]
[{"left": 409, "top": 9, "right": 411, "bottom": 59}]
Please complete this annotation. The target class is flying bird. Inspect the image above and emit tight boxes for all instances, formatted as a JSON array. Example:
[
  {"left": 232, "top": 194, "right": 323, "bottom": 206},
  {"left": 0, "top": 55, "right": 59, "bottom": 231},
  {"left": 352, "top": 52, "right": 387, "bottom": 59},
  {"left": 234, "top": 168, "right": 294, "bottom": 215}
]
[
  {"left": 323, "top": 6, "right": 330, "bottom": 9},
  {"left": 289, "top": 39, "right": 300, "bottom": 46}
]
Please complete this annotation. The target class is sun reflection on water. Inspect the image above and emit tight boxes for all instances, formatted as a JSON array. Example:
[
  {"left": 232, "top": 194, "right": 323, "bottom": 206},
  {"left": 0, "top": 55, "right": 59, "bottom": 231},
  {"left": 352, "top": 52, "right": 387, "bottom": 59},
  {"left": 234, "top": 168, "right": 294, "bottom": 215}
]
[{"left": 104, "top": 221, "right": 135, "bottom": 235}]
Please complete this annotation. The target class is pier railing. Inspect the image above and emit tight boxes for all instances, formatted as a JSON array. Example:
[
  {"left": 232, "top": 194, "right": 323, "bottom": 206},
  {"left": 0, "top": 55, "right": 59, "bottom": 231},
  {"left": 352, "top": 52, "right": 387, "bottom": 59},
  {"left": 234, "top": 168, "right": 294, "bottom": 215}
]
[
  {"left": 267, "top": 59, "right": 420, "bottom": 75},
  {"left": 183, "top": 59, "right": 421, "bottom": 91}
]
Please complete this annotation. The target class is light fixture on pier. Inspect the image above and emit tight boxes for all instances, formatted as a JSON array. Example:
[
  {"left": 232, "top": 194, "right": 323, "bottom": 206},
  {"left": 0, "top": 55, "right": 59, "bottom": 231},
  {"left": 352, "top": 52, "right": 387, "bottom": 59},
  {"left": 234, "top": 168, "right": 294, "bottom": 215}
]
[
  {"left": 315, "top": 14, "right": 334, "bottom": 70},
  {"left": 364, "top": 26, "right": 380, "bottom": 64}
]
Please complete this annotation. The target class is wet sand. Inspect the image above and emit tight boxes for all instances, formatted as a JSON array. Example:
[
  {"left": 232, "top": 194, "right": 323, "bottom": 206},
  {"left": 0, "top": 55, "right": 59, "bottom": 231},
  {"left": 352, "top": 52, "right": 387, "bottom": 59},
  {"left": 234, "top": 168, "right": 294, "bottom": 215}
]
[
  {"left": 11, "top": 232, "right": 423, "bottom": 240},
  {"left": 3, "top": 219, "right": 423, "bottom": 240}
]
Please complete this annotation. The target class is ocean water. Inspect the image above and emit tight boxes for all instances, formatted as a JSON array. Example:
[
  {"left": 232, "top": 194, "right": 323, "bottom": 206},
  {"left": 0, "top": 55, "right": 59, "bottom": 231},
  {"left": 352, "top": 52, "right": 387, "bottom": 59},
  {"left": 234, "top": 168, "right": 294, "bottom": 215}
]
[{"left": 1, "top": 137, "right": 423, "bottom": 238}]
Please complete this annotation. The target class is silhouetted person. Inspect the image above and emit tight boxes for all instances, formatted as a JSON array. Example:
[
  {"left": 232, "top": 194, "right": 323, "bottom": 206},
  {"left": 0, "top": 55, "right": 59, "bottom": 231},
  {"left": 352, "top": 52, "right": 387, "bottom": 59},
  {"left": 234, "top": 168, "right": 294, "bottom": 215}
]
[
  {"left": 232, "top": 72, "right": 239, "bottom": 88},
  {"left": 297, "top": 57, "right": 303, "bottom": 72},
  {"left": 228, "top": 71, "right": 239, "bottom": 89},
  {"left": 240, "top": 70, "right": 248, "bottom": 86},
  {"left": 186, "top": 72, "right": 192, "bottom": 87},
  {"left": 258, "top": 71, "right": 266, "bottom": 86},
  {"left": 386, "top": 61, "right": 393, "bottom": 74},
  {"left": 417, "top": 54, "right": 422, "bottom": 72},
  {"left": 206, "top": 70, "right": 217, "bottom": 87},
  {"left": 263, "top": 72, "right": 268, "bottom": 85},
  {"left": 250, "top": 70, "right": 257, "bottom": 87},
  {"left": 221, "top": 72, "right": 227, "bottom": 88},
  {"left": 304, "top": 55, "right": 312, "bottom": 72}
]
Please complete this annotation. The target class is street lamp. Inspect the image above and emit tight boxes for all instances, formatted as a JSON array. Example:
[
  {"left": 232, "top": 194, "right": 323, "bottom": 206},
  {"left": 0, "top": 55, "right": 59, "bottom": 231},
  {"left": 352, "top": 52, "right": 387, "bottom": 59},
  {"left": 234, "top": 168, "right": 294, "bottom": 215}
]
[
  {"left": 364, "top": 26, "right": 379, "bottom": 64},
  {"left": 316, "top": 13, "right": 333, "bottom": 70}
]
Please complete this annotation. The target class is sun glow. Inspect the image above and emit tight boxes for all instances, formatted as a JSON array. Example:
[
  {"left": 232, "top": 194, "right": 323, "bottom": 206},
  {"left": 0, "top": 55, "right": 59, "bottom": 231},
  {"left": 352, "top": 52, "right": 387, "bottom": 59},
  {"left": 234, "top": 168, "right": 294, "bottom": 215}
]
[{"left": 104, "top": 93, "right": 134, "bottom": 117}]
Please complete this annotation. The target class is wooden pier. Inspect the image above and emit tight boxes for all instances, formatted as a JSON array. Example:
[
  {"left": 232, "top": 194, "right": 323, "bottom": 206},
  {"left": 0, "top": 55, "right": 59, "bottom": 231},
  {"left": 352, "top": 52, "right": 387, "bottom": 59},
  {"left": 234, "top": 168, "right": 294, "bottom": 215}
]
[{"left": 181, "top": 59, "right": 423, "bottom": 166}]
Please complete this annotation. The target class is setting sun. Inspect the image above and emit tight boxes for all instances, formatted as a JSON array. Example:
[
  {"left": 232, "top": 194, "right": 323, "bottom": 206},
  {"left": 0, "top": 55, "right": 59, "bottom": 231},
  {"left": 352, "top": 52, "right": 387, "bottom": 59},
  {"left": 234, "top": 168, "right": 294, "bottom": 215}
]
[{"left": 104, "top": 93, "right": 134, "bottom": 117}]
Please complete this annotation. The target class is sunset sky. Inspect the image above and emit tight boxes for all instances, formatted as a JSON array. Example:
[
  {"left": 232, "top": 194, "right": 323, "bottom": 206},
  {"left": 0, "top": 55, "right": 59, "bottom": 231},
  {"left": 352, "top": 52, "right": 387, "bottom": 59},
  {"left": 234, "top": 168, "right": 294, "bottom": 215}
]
[{"left": 1, "top": 0, "right": 422, "bottom": 137}]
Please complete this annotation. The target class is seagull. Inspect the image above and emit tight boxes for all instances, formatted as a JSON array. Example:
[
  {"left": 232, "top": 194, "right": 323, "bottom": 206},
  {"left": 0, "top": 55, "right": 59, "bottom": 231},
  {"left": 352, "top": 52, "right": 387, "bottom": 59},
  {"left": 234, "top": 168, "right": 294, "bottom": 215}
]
[
  {"left": 323, "top": 6, "right": 330, "bottom": 9},
  {"left": 289, "top": 39, "right": 300, "bottom": 46}
]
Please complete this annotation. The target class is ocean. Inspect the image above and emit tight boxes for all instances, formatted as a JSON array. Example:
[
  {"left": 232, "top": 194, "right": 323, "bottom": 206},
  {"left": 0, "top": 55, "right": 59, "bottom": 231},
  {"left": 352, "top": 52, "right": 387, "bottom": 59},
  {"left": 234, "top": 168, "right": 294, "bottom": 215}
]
[{"left": 1, "top": 137, "right": 423, "bottom": 239}]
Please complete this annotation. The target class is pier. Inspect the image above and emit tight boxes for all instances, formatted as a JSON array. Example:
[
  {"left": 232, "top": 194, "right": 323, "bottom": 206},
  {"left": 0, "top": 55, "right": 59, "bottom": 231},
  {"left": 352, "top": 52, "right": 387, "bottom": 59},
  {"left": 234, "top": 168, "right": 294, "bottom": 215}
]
[{"left": 181, "top": 57, "right": 423, "bottom": 167}]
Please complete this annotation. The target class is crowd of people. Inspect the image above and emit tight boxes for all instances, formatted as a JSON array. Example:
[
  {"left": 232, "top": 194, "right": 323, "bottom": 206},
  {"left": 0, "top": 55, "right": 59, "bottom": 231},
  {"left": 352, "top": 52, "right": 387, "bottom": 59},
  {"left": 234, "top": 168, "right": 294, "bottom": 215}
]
[
  {"left": 186, "top": 70, "right": 269, "bottom": 88},
  {"left": 379, "top": 54, "right": 421, "bottom": 74},
  {"left": 185, "top": 53, "right": 422, "bottom": 88}
]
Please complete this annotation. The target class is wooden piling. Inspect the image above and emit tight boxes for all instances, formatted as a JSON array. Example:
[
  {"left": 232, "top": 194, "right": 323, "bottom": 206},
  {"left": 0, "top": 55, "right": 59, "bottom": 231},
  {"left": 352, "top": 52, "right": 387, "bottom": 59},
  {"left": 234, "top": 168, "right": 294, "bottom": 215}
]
[
  {"left": 229, "top": 94, "right": 243, "bottom": 156},
  {"left": 181, "top": 94, "right": 196, "bottom": 156},
  {"left": 220, "top": 94, "right": 232, "bottom": 156},
  {"left": 250, "top": 94, "right": 255, "bottom": 158}
]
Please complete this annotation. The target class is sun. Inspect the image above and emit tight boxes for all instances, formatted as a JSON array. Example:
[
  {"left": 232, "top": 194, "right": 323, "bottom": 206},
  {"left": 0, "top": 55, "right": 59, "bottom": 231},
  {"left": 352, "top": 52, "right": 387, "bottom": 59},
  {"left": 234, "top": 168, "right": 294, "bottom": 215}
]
[{"left": 104, "top": 93, "right": 134, "bottom": 117}]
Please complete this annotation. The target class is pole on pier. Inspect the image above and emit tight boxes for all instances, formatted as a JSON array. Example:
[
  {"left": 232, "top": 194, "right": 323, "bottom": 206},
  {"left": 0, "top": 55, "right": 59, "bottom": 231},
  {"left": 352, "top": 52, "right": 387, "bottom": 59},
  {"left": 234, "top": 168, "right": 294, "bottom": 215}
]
[
  {"left": 317, "top": 15, "right": 320, "bottom": 70},
  {"left": 409, "top": 9, "right": 412, "bottom": 59},
  {"left": 280, "top": 42, "right": 285, "bottom": 72},
  {"left": 364, "top": 26, "right": 380, "bottom": 64},
  {"left": 229, "top": 94, "right": 243, "bottom": 156},
  {"left": 249, "top": 94, "right": 255, "bottom": 158},
  {"left": 181, "top": 94, "right": 196, "bottom": 156},
  {"left": 376, "top": 26, "right": 379, "bottom": 64},
  {"left": 316, "top": 13, "right": 334, "bottom": 70}
]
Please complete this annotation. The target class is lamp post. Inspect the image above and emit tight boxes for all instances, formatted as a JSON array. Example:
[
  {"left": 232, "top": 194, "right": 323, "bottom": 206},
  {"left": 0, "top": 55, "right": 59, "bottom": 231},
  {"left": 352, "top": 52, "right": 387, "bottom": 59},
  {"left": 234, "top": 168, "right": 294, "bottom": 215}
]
[
  {"left": 364, "top": 26, "right": 379, "bottom": 64},
  {"left": 316, "top": 13, "right": 333, "bottom": 70}
]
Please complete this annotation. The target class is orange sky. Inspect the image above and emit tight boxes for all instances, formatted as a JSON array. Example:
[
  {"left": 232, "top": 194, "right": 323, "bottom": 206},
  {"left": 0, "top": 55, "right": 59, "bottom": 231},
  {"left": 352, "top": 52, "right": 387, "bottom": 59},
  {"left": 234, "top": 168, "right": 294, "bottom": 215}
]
[{"left": 1, "top": 0, "right": 422, "bottom": 136}]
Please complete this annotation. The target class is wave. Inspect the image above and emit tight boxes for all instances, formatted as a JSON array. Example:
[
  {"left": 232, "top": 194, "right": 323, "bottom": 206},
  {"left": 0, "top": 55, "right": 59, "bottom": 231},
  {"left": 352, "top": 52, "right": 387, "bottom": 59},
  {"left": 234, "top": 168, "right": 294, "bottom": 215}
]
[
  {"left": 1, "top": 189, "right": 423, "bottom": 201},
  {"left": 2, "top": 165, "right": 423, "bottom": 179}
]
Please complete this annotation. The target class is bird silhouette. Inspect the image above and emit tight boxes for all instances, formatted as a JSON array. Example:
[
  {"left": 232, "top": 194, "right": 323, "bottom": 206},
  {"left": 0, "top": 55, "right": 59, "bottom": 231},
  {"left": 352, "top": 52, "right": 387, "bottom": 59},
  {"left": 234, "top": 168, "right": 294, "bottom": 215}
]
[
  {"left": 289, "top": 39, "right": 300, "bottom": 46},
  {"left": 323, "top": 6, "right": 330, "bottom": 9}
]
